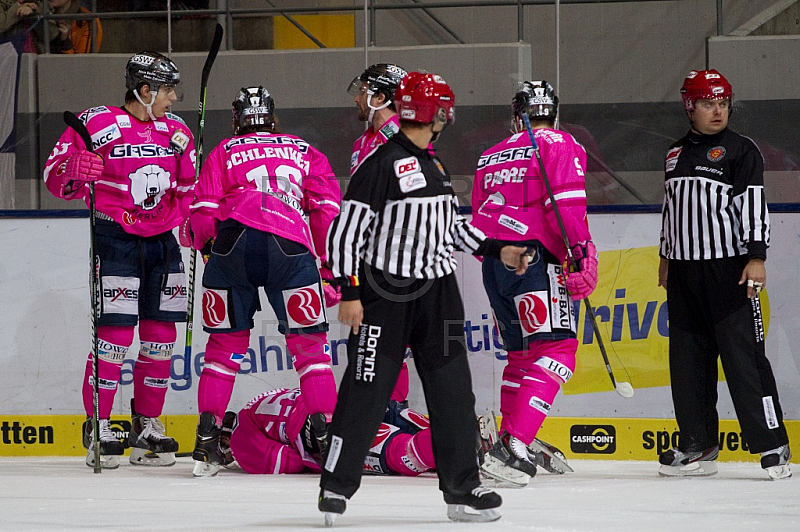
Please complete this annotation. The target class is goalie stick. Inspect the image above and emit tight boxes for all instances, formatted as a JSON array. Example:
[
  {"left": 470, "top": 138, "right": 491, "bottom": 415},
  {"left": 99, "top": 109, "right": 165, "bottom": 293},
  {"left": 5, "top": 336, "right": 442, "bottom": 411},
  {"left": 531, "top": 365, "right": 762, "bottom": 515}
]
[
  {"left": 63, "top": 110, "right": 102, "bottom": 473},
  {"left": 183, "top": 22, "right": 223, "bottom": 380},
  {"left": 521, "top": 114, "right": 635, "bottom": 399}
]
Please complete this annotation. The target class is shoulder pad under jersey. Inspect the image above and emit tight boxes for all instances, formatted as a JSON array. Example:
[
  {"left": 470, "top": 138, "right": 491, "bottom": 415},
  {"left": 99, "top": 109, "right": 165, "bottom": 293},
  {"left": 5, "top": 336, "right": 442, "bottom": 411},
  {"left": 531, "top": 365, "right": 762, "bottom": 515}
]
[
  {"left": 78, "top": 106, "right": 112, "bottom": 126},
  {"left": 379, "top": 120, "right": 399, "bottom": 139},
  {"left": 164, "top": 112, "right": 188, "bottom": 127}
]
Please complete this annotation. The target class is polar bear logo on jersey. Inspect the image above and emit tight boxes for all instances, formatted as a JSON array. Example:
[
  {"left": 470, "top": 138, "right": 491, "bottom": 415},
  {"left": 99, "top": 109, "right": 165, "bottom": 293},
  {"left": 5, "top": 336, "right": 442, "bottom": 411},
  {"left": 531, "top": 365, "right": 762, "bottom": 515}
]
[{"left": 129, "top": 164, "right": 171, "bottom": 210}]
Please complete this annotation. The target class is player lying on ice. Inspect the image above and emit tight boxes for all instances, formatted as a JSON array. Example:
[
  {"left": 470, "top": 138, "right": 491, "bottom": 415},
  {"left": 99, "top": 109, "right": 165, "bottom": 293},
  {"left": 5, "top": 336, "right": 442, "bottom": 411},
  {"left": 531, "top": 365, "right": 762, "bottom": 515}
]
[{"left": 218, "top": 388, "right": 436, "bottom": 477}]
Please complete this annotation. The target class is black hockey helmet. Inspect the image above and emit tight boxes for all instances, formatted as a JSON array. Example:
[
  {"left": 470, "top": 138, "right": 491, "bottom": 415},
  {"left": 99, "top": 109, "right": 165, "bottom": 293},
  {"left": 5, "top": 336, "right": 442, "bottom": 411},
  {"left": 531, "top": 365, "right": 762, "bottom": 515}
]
[
  {"left": 513, "top": 80, "right": 558, "bottom": 122},
  {"left": 125, "top": 51, "right": 181, "bottom": 92},
  {"left": 347, "top": 63, "right": 408, "bottom": 104},
  {"left": 232, "top": 86, "right": 275, "bottom": 134}
]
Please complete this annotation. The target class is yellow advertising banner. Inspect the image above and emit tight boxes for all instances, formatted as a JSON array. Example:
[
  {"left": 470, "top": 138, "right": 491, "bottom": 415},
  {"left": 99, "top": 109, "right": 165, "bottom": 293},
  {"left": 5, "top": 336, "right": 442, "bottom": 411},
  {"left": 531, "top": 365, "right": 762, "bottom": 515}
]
[
  {"left": 2, "top": 415, "right": 795, "bottom": 463},
  {"left": 564, "top": 246, "right": 770, "bottom": 395}
]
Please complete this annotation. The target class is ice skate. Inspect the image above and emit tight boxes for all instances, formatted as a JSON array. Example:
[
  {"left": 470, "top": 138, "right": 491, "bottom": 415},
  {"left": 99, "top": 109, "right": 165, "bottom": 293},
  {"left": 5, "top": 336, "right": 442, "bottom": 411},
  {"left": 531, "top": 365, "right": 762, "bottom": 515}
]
[
  {"left": 476, "top": 413, "right": 528, "bottom": 486},
  {"left": 219, "top": 411, "right": 239, "bottom": 469},
  {"left": 761, "top": 445, "right": 792, "bottom": 480},
  {"left": 192, "top": 412, "right": 222, "bottom": 477},
  {"left": 480, "top": 431, "right": 536, "bottom": 487},
  {"left": 82, "top": 417, "right": 125, "bottom": 470},
  {"left": 444, "top": 486, "right": 502, "bottom": 523},
  {"left": 528, "top": 437, "right": 573, "bottom": 474},
  {"left": 318, "top": 489, "right": 346, "bottom": 527},
  {"left": 309, "top": 413, "right": 329, "bottom": 458},
  {"left": 128, "top": 399, "right": 178, "bottom": 466},
  {"left": 658, "top": 445, "right": 719, "bottom": 477}
]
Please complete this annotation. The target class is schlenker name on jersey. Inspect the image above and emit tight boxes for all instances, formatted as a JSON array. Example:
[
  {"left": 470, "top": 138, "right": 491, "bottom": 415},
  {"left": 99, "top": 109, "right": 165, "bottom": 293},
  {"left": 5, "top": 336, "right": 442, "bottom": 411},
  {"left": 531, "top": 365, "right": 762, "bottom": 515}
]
[
  {"left": 224, "top": 135, "right": 310, "bottom": 153},
  {"left": 477, "top": 146, "right": 533, "bottom": 169},
  {"left": 108, "top": 144, "right": 175, "bottom": 158}
]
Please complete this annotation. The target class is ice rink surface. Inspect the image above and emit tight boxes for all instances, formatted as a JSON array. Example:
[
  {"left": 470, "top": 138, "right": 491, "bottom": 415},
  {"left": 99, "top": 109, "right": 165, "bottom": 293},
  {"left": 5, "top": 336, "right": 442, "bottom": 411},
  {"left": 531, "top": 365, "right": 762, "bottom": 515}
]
[{"left": 1, "top": 457, "right": 798, "bottom": 531}]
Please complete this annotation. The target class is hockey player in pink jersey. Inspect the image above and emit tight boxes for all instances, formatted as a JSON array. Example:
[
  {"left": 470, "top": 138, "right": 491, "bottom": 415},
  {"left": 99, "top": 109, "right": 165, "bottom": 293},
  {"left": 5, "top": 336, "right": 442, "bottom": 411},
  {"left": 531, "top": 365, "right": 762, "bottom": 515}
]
[
  {"left": 471, "top": 81, "right": 597, "bottom": 483},
  {"left": 347, "top": 62, "right": 417, "bottom": 401},
  {"left": 43, "top": 51, "right": 196, "bottom": 469},
  {"left": 188, "top": 86, "right": 342, "bottom": 477},
  {"left": 347, "top": 63, "right": 407, "bottom": 175},
  {"left": 222, "top": 388, "right": 435, "bottom": 477}
]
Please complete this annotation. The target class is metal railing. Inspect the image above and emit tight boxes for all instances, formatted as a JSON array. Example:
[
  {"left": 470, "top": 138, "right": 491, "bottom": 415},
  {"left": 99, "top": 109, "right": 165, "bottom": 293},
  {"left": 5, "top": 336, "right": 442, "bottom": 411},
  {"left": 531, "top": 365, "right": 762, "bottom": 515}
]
[{"left": 32, "top": 0, "right": 694, "bottom": 54}]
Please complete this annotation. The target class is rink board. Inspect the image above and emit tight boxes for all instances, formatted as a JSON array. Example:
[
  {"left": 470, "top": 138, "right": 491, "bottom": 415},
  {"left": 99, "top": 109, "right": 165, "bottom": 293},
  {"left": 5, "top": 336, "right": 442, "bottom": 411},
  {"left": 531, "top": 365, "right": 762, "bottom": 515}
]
[
  {"left": 2, "top": 415, "right": 797, "bottom": 462},
  {"left": 2, "top": 213, "right": 800, "bottom": 460}
]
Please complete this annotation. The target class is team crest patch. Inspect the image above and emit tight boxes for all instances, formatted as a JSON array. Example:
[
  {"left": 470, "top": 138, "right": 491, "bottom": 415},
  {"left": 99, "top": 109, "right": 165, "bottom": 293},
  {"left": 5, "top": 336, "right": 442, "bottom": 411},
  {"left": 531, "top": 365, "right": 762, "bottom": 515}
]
[
  {"left": 434, "top": 159, "right": 446, "bottom": 175},
  {"left": 283, "top": 284, "right": 325, "bottom": 328},
  {"left": 707, "top": 146, "right": 726, "bottom": 162},
  {"left": 202, "top": 288, "right": 231, "bottom": 329},
  {"left": 513, "top": 291, "right": 551, "bottom": 335}
]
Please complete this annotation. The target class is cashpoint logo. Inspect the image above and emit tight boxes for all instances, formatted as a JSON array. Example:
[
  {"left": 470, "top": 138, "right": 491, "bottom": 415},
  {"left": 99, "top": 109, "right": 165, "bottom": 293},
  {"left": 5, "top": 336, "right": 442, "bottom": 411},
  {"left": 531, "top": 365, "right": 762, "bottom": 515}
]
[
  {"left": 570, "top": 425, "right": 616, "bottom": 454},
  {"left": 81, "top": 419, "right": 131, "bottom": 447}
]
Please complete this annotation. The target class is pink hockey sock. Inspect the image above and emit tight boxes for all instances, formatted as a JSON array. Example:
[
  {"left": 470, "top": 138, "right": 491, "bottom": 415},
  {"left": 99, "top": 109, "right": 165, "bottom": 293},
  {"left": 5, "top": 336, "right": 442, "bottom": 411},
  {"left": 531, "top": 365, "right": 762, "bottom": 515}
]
[
  {"left": 390, "top": 360, "right": 410, "bottom": 402},
  {"left": 385, "top": 428, "right": 436, "bottom": 476},
  {"left": 197, "top": 330, "right": 250, "bottom": 422},
  {"left": 286, "top": 332, "right": 336, "bottom": 416},
  {"left": 132, "top": 320, "right": 176, "bottom": 418},
  {"left": 499, "top": 361, "right": 526, "bottom": 434},
  {"left": 82, "top": 326, "right": 134, "bottom": 418},
  {"left": 502, "top": 340, "right": 577, "bottom": 443}
]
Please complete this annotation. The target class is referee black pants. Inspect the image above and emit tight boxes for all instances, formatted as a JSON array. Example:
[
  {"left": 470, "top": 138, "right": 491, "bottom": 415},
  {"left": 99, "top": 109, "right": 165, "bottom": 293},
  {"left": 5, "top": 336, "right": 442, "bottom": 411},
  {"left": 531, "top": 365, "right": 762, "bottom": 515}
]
[
  {"left": 667, "top": 256, "right": 788, "bottom": 454},
  {"left": 320, "top": 265, "right": 481, "bottom": 499}
]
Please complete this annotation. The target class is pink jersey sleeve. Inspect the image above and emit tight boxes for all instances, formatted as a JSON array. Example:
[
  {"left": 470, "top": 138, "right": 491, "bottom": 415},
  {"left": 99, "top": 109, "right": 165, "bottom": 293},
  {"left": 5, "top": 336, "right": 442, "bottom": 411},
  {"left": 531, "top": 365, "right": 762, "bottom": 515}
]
[
  {"left": 43, "top": 125, "right": 89, "bottom": 201},
  {"left": 539, "top": 133, "right": 591, "bottom": 249},
  {"left": 303, "top": 146, "right": 341, "bottom": 264},
  {"left": 192, "top": 142, "right": 226, "bottom": 215}
]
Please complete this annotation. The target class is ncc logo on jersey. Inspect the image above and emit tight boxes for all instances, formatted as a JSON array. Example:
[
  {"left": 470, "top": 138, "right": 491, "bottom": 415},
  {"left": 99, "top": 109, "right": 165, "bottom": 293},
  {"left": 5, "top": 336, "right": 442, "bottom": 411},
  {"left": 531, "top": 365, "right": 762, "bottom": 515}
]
[
  {"left": 202, "top": 288, "right": 231, "bottom": 329},
  {"left": 282, "top": 284, "right": 325, "bottom": 328},
  {"left": 91, "top": 123, "right": 122, "bottom": 150}
]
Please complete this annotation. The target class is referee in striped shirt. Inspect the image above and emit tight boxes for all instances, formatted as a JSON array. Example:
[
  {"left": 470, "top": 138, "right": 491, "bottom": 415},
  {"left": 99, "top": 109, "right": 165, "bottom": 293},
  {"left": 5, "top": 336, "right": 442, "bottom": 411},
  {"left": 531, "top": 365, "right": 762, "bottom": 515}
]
[
  {"left": 318, "top": 72, "right": 528, "bottom": 523},
  {"left": 657, "top": 70, "right": 790, "bottom": 479}
]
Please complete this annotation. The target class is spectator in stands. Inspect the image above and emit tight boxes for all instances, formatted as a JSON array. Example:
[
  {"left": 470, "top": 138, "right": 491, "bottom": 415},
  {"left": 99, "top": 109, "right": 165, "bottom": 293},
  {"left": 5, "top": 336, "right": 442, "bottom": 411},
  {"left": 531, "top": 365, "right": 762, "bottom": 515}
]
[
  {"left": 0, "top": 1, "right": 40, "bottom": 51},
  {"left": 48, "top": 0, "right": 102, "bottom": 53}
]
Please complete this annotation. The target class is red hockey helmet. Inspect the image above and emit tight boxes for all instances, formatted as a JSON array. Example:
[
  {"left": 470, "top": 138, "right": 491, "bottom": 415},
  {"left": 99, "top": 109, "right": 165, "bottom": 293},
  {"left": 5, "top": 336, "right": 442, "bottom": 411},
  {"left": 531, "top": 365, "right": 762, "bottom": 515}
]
[
  {"left": 395, "top": 71, "right": 455, "bottom": 125},
  {"left": 680, "top": 69, "right": 733, "bottom": 112}
]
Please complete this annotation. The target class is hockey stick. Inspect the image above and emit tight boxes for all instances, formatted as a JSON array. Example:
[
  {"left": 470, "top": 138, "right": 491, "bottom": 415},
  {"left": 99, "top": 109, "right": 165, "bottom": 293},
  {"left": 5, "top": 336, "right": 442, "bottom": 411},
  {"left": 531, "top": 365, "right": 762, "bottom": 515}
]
[
  {"left": 521, "top": 114, "right": 634, "bottom": 398},
  {"left": 183, "top": 22, "right": 223, "bottom": 380},
  {"left": 63, "top": 110, "right": 103, "bottom": 472}
]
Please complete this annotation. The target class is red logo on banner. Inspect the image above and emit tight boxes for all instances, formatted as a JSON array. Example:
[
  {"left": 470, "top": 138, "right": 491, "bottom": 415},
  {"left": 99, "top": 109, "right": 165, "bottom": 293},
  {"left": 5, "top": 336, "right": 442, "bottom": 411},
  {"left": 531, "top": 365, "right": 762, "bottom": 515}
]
[
  {"left": 202, "top": 290, "right": 227, "bottom": 327},
  {"left": 517, "top": 293, "right": 548, "bottom": 334},
  {"left": 286, "top": 287, "right": 322, "bottom": 326}
]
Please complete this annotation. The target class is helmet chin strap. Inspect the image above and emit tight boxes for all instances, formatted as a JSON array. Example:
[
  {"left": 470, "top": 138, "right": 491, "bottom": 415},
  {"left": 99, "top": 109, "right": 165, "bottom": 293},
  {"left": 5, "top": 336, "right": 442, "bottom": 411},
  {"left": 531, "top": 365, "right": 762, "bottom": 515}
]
[
  {"left": 133, "top": 87, "right": 159, "bottom": 121},
  {"left": 367, "top": 91, "right": 391, "bottom": 125}
]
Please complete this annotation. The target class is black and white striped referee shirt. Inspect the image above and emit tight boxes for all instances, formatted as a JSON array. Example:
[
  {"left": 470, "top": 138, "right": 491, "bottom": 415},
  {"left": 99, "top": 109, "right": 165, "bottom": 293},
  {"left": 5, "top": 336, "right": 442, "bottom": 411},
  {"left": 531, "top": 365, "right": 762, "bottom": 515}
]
[
  {"left": 659, "top": 128, "right": 769, "bottom": 261},
  {"left": 327, "top": 131, "right": 496, "bottom": 291}
]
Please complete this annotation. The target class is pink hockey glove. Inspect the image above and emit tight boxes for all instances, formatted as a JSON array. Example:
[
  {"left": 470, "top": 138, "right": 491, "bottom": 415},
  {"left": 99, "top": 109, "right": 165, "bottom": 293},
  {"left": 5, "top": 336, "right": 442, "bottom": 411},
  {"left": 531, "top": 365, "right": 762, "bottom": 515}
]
[
  {"left": 320, "top": 266, "right": 342, "bottom": 307},
  {"left": 565, "top": 240, "right": 598, "bottom": 300},
  {"left": 188, "top": 207, "right": 218, "bottom": 252},
  {"left": 58, "top": 150, "right": 103, "bottom": 193}
]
